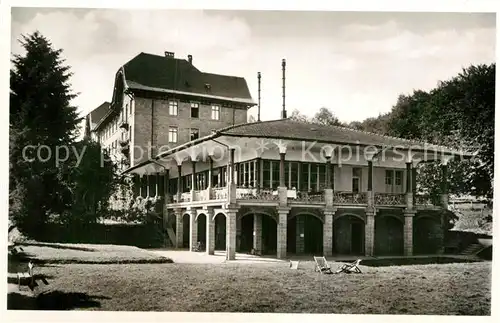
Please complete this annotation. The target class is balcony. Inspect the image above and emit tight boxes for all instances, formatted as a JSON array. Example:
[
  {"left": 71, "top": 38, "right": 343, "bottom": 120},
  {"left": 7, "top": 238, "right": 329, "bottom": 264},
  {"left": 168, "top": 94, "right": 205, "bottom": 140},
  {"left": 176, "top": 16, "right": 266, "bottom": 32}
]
[
  {"left": 333, "top": 192, "right": 368, "bottom": 205},
  {"left": 374, "top": 193, "right": 406, "bottom": 206},
  {"left": 236, "top": 188, "right": 279, "bottom": 201},
  {"left": 165, "top": 187, "right": 442, "bottom": 209},
  {"left": 294, "top": 191, "right": 325, "bottom": 203}
]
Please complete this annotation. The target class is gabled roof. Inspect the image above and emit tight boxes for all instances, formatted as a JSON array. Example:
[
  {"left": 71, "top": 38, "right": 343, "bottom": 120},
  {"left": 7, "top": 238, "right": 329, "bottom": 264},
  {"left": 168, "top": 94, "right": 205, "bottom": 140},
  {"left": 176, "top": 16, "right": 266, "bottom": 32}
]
[
  {"left": 86, "top": 101, "right": 110, "bottom": 130},
  {"left": 123, "top": 118, "right": 473, "bottom": 175},
  {"left": 216, "top": 118, "right": 463, "bottom": 153},
  {"left": 122, "top": 52, "right": 255, "bottom": 105}
]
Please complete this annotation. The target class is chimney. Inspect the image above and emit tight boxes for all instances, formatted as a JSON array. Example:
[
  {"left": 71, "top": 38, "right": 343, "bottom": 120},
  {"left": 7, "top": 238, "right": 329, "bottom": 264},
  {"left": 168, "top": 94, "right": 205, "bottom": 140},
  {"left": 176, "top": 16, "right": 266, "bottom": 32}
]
[
  {"left": 188, "top": 54, "right": 193, "bottom": 64},
  {"left": 257, "top": 72, "right": 261, "bottom": 122},
  {"left": 281, "top": 58, "right": 287, "bottom": 119},
  {"left": 164, "top": 51, "right": 175, "bottom": 58}
]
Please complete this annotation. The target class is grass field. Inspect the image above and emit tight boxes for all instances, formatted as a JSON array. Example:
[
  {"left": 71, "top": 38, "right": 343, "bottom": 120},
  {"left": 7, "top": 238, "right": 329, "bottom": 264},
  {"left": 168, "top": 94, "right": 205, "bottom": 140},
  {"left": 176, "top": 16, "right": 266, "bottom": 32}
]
[
  {"left": 9, "top": 242, "right": 173, "bottom": 265},
  {"left": 8, "top": 256, "right": 491, "bottom": 314}
]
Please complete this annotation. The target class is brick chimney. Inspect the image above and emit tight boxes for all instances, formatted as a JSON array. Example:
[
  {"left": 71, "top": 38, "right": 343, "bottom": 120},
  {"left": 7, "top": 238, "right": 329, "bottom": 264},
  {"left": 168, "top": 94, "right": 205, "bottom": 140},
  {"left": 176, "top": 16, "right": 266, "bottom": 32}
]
[
  {"left": 188, "top": 54, "right": 193, "bottom": 64},
  {"left": 164, "top": 51, "right": 174, "bottom": 58}
]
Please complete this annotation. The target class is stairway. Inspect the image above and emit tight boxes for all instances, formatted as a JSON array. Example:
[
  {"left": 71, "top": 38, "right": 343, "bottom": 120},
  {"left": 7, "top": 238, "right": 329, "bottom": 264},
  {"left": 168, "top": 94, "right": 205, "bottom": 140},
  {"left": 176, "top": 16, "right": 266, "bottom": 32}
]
[{"left": 460, "top": 243, "right": 484, "bottom": 256}]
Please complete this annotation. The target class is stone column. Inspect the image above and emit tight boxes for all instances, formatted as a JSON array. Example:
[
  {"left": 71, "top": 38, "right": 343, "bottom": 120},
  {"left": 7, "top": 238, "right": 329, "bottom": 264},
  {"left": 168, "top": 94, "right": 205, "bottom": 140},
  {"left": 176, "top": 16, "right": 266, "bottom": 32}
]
[
  {"left": 228, "top": 148, "right": 236, "bottom": 205},
  {"left": 189, "top": 209, "right": 198, "bottom": 252},
  {"left": 253, "top": 214, "right": 262, "bottom": 255},
  {"left": 255, "top": 158, "right": 261, "bottom": 192},
  {"left": 368, "top": 160, "right": 373, "bottom": 192},
  {"left": 206, "top": 208, "right": 215, "bottom": 255},
  {"left": 279, "top": 152, "right": 286, "bottom": 188},
  {"left": 406, "top": 162, "right": 414, "bottom": 209},
  {"left": 207, "top": 156, "right": 213, "bottom": 199},
  {"left": 326, "top": 156, "right": 332, "bottom": 189},
  {"left": 323, "top": 210, "right": 334, "bottom": 256},
  {"left": 191, "top": 160, "right": 197, "bottom": 201},
  {"left": 226, "top": 209, "right": 238, "bottom": 260},
  {"left": 295, "top": 215, "right": 305, "bottom": 254},
  {"left": 175, "top": 208, "right": 183, "bottom": 248},
  {"left": 176, "top": 164, "right": 182, "bottom": 203},
  {"left": 403, "top": 210, "right": 416, "bottom": 256},
  {"left": 277, "top": 208, "right": 290, "bottom": 259},
  {"left": 364, "top": 209, "right": 375, "bottom": 256}
]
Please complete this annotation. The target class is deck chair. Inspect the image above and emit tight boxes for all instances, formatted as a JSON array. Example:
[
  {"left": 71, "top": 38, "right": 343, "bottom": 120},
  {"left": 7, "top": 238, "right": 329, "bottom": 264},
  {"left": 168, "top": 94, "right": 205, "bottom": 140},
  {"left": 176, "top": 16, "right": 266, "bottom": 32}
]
[
  {"left": 314, "top": 256, "right": 333, "bottom": 274},
  {"left": 17, "top": 261, "right": 35, "bottom": 290},
  {"left": 335, "top": 259, "right": 362, "bottom": 274},
  {"left": 289, "top": 260, "right": 299, "bottom": 270}
]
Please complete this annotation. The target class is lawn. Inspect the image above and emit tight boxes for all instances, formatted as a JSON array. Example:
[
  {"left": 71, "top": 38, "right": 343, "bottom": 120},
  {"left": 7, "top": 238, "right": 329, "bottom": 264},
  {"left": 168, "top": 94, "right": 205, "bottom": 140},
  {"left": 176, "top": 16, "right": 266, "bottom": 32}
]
[
  {"left": 7, "top": 257, "right": 491, "bottom": 314},
  {"left": 9, "top": 242, "right": 173, "bottom": 265}
]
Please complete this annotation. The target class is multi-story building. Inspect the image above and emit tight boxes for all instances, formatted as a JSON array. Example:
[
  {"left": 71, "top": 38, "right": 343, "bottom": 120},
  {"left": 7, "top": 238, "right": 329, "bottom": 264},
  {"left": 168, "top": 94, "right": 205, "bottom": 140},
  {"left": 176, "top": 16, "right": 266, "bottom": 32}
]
[
  {"left": 89, "top": 53, "right": 472, "bottom": 260},
  {"left": 86, "top": 50, "right": 255, "bottom": 171}
]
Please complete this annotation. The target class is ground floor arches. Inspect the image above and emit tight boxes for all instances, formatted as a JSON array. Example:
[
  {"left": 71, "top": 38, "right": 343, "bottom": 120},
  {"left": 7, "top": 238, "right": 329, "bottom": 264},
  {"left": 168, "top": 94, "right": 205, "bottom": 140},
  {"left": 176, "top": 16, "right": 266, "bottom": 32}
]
[
  {"left": 197, "top": 213, "right": 207, "bottom": 251},
  {"left": 237, "top": 213, "right": 277, "bottom": 255},
  {"left": 287, "top": 214, "right": 323, "bottom": 255},
  {"left": 413, "top": 215, "right": 443, "bottom": 255},
  {"left": 214, "top": 213, "right": 226, "bottom": 250},
  {"left": 334, "top": 214, "right": 365, "bottom": 255},
  {"left": 374, "top": 214, "right": 404, "bottom": 256},
  {"left": 182, "top": 214, "right": 190, "bottom": 248}
]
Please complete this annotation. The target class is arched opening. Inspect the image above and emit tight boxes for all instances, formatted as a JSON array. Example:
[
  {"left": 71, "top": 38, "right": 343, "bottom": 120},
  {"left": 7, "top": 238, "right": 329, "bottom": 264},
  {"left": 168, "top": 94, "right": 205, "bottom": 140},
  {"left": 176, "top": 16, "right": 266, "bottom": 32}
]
[
  {"left": 334, "top": 214, "right": 365, "bottom": 256},
  {"left": 261, "top": 215, "right": 277, "bottom": 255},
  {"left": 214, "top": 213, "right": 226, "bottom": 250},
  {"left": 289, "top": 214, "right": 323, "bottom": 255},
  {"left": 413, "top": 216, "right": 443, "bottom": 255},
  {"left": 375, "top": 215, "right": 404, "bottom": 256},
  {"left": 197, "top": 214, "right": 207, "bottom": 251},
  {"left": 182, "top": 214, "right": 190, "bottom": 248},
  {"left": 239, "top": 215, "right": 254, "bottom": 253}
]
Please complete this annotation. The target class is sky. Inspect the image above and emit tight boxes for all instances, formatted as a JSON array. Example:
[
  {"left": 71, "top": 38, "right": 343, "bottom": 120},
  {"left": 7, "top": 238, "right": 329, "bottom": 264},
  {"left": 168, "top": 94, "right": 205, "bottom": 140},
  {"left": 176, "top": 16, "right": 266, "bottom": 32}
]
[{"left": 10, "top": 8, "right": 496, "bottom": 123}]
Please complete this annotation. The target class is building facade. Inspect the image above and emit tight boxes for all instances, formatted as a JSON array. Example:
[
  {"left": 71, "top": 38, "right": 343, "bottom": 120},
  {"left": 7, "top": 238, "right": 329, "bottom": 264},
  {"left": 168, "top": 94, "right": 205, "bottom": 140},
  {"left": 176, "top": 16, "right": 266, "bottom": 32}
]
[
  {"left": 87, "top": 51, "right": 255, "bottom": 172},
  {"left": 87, "top": 52, "right": 470, "bottom": 260},
  {"left": 126, "top": 118, "right": 470, "bottom": 260}
]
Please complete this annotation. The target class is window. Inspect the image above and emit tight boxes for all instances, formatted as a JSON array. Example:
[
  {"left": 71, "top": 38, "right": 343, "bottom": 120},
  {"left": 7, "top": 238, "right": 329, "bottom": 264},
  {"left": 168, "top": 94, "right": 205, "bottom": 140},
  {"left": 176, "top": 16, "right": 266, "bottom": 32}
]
[
  {"left": 352, "top": 167, "right": 362, "bottom": 193},
  {"left": 271, "top": 161, "right": 280, "bottom": 189},
  {"left": 211, "top": 105, "right": 220, "bottom": 120},
  {"left": 190, "top": 128, "right": 199, "bottom": 141},
  {"left": 191, "top": 102, "right": 199, "bottom": 118},
  {"left": 168, "top": 126, "right": 178, "bottom": 143},
  {"left": 263, "top": 160, "right": 271, "bottom": 189},
  {"left": 395, "top": 171, "right": 403, "bottom": 186},
  {"left": 125, "top": 103, "right": 128, "bottom": 119},
  {"left": 300, "top": 163, "right": 310, "bottom": 191},
  {"left": 385, "top": 170, "right": 394, "bottom": 186},
  {"left": 385, "top": 169, "right": 404, "bottom": 193},
  {"left": 169, "top": 100, "right": 178, "bottom": 116}
]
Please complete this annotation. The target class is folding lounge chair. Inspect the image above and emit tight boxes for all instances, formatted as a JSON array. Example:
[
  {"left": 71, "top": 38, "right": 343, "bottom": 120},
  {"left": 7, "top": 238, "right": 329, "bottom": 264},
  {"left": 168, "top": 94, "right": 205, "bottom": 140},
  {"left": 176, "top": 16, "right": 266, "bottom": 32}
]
[
  {"left": 17, "top": 261, "right": 35, "bottom": 290},
  {"left": 314, "top": 256, "right": 333, "bottom": 274},
  {"left": 335, "top": 259, "right": 362, "bottom": 274}
]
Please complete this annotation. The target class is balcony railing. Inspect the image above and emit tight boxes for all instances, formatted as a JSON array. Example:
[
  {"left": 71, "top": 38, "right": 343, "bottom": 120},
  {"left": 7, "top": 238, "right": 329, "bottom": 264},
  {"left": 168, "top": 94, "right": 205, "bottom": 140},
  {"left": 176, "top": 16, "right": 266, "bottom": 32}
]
[
  {"left": 415, "top": 194, "right": 439, "bottom": 206},
  {"left": 374, "top": 193, "right": 406, "bottom": 206},
  {"left": 213, "top": 187, "right": 228, "bottom": 200},
  {"left": 165, "top": 187, "right": 441, "bottom": 209},
  {"left": 236, "top": 188, "right": 279, "bottom": 201},
  {"left": 194, "top": 190, "right": 209, "bottom": 201},
  {"left": 334, "top": 192, "right": 368, "bottom": 205},
  {"left": 295, "top": 191, "right": 325, "bottom": 203}
]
